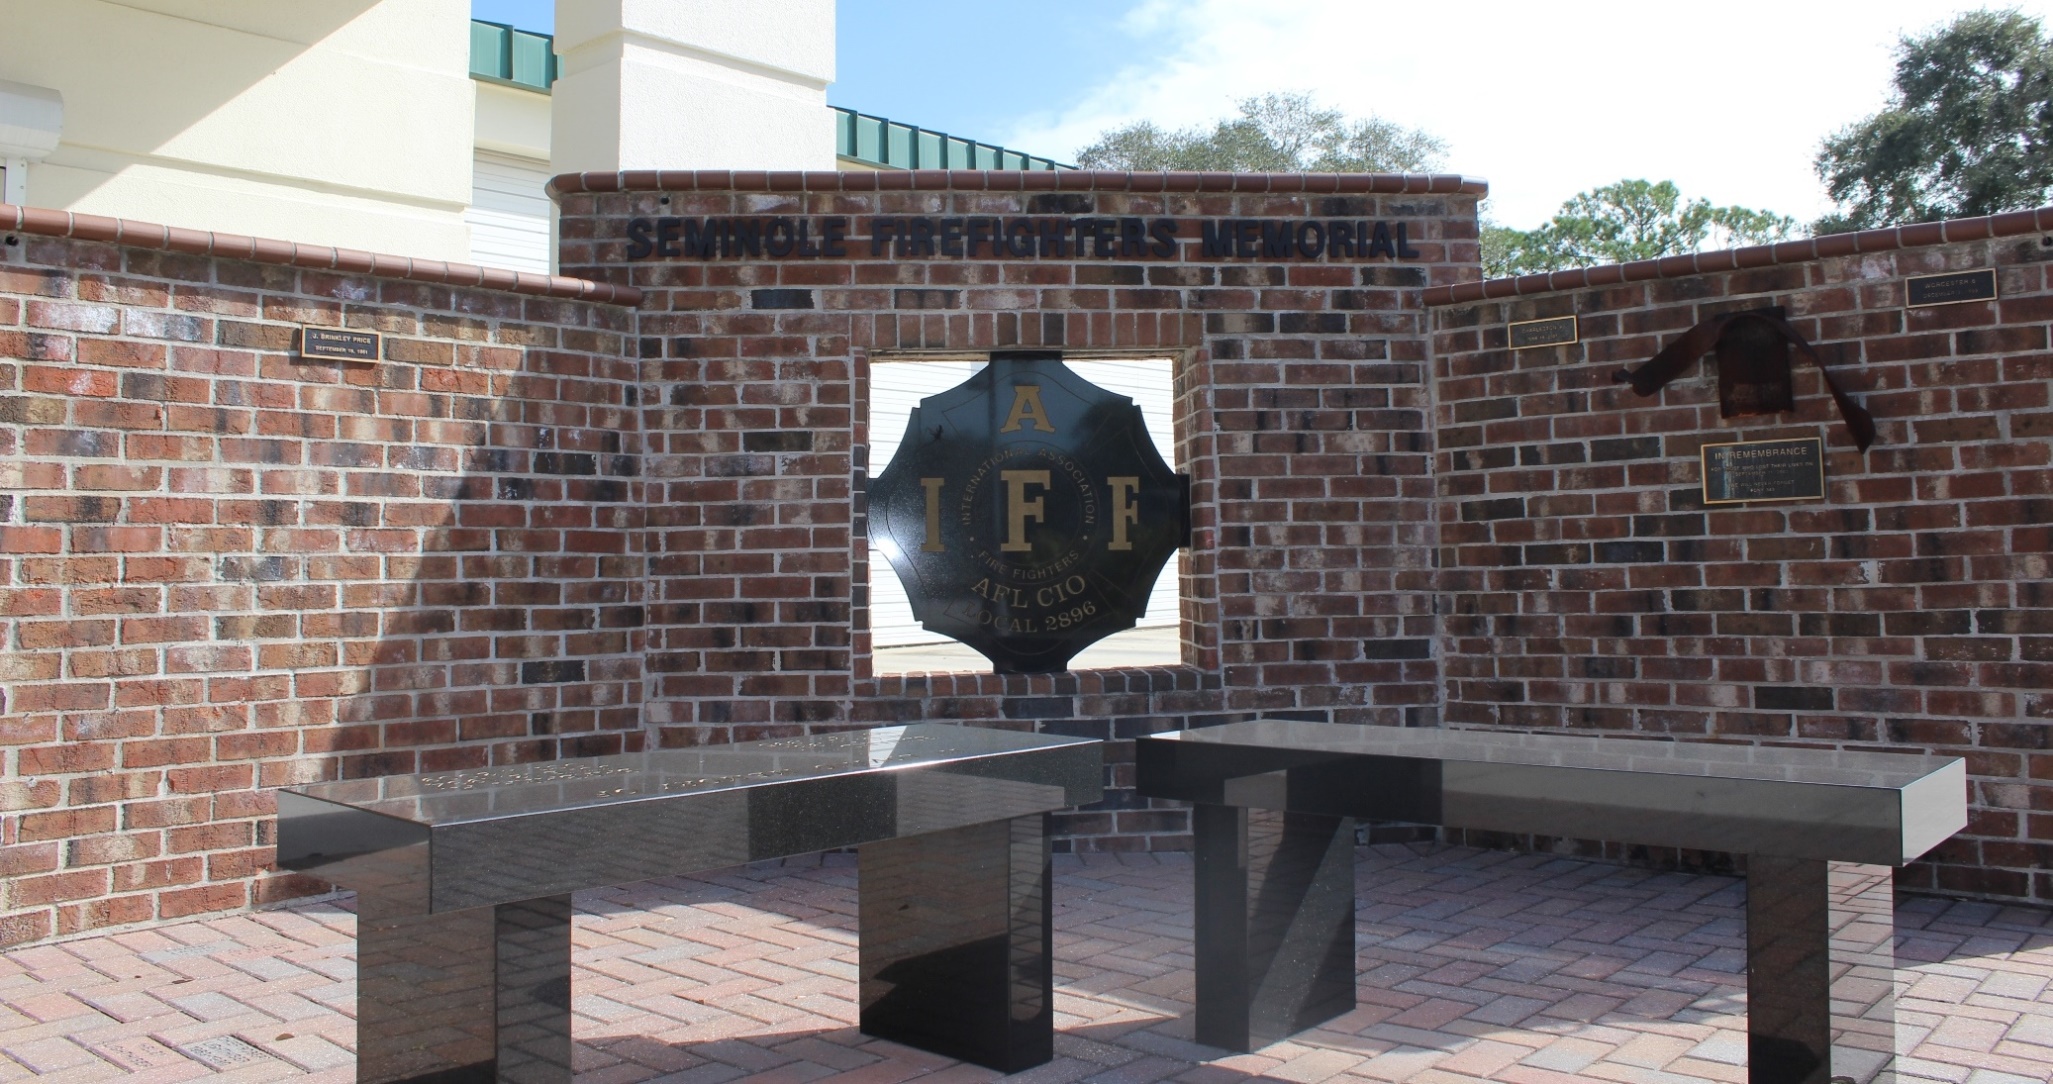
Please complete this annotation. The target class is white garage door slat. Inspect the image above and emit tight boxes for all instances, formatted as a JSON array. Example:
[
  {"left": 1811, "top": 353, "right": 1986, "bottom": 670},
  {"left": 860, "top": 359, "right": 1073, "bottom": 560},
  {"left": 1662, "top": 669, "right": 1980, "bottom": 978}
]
[
  {"left": 868, "top": 358, "right": 1179, "bottom": 648},
  {"left": 466, "top": 150, "right": 553, "bottom": 275}
]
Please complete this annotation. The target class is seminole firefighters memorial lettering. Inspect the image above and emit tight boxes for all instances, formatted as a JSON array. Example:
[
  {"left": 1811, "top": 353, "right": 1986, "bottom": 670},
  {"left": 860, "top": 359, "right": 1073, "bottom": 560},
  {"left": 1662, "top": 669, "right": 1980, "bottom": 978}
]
[
  {"left": 868, "top": 352, "right": 1191, "bottom": 673},
  {"left": 623, "top": 214, "right": 1427, "bottom": 261}
]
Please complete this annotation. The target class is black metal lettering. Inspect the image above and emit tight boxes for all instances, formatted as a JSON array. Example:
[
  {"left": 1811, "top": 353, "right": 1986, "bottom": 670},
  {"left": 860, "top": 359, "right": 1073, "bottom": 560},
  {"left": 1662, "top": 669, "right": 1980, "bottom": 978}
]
[
  {"left": 765, "top": 217, "right": 797, "bottom": 257},
  {"left": 1092, "top": 219, "right": 1117, "bottom": 258},
  {"left": 1201, "top": 220, "right": 1232, "bottom": 258},
  {"left": 940, "top": 217, "right": 965, "bottom": 257},
  {"left": 1118, "top": 217, "right": 1146, "bottom": 258},
  {"left": 1397, "top": 221, "right": 1421, "bottom": 258},
  {"left": 1295, "top": 220, "right": 1325, "bottom": 259},
  {"left": 1260, "top": 220, "right": 1291, "bottom": 258},
  {"left": 1005, "top": 218, "right": 1036, "bottom": 257},
  {"left": 965, "top": 217, "right": 995, "bottom": 257},
  {"left": 796, "top": 218, "right": 821, "bottom": 257},
  {"left": 681, "top": 217, "right": 716, "bottom": 258},
  {"left": 1073, "top": 218, "right": 1094, "bottom": 257},
  {"left": 655, "top": 217, "right": 682, "bottom": 258},
  {"left": 1328, "top": 221, "right": 1356, "bottom": 258},
  {"left": 1367, "top": 221, "right": 1396, "bottom": 258},
  {"left": 626, "top": 218, "right": 654, "bottom": 260},
  {"left": 1037, "top": 218, "right": 1066, "bottom": 257},
  {"left": 733, "top": 218, "right": 763, "bottom": 258},
  {"left": 871, "top": 217, "right": 898, "bottom": 257},
  {"left": 1235, "top": 220, "right": 1260, "bottom": 258},
  {"left": 822, "top": 216, "right": 848, "bottom": 258},
  {"left": 907, "top": 217, "right": 936, "bottom": 257},
  {"left": 1149, "top": 218, "right": 1178, "bottom": 258}
]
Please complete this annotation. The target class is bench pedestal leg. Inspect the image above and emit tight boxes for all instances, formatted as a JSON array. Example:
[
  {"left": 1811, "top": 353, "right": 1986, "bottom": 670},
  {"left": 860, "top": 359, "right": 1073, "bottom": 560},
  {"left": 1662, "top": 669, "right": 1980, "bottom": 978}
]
[
  {"left": 357, "top": 905, "right": 495, "bottom": 1084},
  {"left": 495, "top": 895, "right": 575, "bottom": 1084},
  {"left": 1824, "top": 862, "right": 1900, "bottom": 1084},
  {"left": 1749, "top": 855, "right": 1859, "bottom": 1084},
  {"left": 1192, "top": 804, "right": 1356, "bottom": 1052},
  {"left": 858, "top": 815, "right": 1053, "bottom": 1073},
  {"left": 354, "top": 895, "right": 573, "bottom": 1084}
]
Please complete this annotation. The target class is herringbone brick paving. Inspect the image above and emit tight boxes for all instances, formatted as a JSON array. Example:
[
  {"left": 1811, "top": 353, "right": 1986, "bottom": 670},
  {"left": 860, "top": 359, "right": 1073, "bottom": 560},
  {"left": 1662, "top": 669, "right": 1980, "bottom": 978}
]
[{"left": 3, "top": 844, "right": 2050, "bottom": 1083}]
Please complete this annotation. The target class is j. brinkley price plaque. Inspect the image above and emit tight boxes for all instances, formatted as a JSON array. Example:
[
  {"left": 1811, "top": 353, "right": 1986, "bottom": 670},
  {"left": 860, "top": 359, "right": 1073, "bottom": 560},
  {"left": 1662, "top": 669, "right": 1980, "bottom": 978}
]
[
  {"left": 1700, "top": 436, "right": 1826, "bottom": 505},
  {"left": 868, "top": 351, "right": 1191, "bottom": 673},
  {"left": 299, "top": 325, "right": 380, "bottom": 362}
]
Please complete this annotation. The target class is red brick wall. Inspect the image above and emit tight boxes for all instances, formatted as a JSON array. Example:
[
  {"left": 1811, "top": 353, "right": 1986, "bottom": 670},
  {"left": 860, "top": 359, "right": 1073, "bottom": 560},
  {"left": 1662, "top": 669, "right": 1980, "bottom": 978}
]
[
  {"left": 1428, "top": 232, "right": 2053, "bottom": 899},
  {"left": 0, "top": 233, "right": 641, "bottom": 947},
  {"left": 555, "top": 172, "right": 1478, "bottom": 847},
  {"left": 1, "top": 173, "right": 1481, "bottom": 948},
  {"left": 11, "top": 177, "right": 2053, "bottom": 948},
  {"left": 9, "top": 175, "right": 2053, "bottom": 945}
]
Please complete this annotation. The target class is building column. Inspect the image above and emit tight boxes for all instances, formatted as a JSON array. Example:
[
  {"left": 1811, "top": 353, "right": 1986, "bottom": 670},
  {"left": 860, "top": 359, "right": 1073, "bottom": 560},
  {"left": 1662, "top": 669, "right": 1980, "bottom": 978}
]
[{"left": 549, "top": 0, "right": 837, "bottom": 174}]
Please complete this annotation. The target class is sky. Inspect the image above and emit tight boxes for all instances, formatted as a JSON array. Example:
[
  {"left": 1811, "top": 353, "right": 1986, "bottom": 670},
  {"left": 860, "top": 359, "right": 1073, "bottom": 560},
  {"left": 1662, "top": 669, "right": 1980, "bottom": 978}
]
[{"left": 475, "top": 1, "right": 2053, "bottom": 229}]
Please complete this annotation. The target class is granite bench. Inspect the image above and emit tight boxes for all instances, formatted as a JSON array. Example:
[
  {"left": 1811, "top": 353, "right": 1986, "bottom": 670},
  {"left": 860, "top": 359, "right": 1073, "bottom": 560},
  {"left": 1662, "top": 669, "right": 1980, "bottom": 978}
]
[
  {"left": 1136, "top": 720, "right": 1965, "bottom": 1084},
  {"left": 278, "top": 724, "right": 1101, "bottom": 1083}
]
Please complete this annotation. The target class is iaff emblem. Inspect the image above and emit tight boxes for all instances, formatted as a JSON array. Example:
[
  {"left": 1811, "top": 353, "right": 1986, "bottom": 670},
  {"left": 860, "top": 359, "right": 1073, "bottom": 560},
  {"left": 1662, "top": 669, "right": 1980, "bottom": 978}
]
[{"left": 868, "top": 351, "right": 1191, "bottom": 673}]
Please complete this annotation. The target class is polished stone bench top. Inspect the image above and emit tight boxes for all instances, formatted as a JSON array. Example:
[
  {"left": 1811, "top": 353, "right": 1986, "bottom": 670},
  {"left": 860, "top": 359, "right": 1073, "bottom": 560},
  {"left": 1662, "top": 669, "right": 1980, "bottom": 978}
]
[
  {"left": 1136, "top": 720, "right": 1965, "bottom": 865},
  {"left": 279, "top": 724, "right": 1101, "bottom": 914}
]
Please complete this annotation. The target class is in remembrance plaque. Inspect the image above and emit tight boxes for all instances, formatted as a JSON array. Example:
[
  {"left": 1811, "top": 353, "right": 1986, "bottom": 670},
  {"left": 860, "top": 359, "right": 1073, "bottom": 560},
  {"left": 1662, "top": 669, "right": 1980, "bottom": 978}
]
[{"left": 1701, "top": 437, "right": 1825, "bottom": 505}]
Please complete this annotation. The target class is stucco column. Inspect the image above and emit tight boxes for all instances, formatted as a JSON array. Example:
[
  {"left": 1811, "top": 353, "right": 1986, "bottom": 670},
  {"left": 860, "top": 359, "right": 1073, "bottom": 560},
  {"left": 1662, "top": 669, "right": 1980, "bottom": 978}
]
[{"left": 550, "top": 0, "right": 836, "bottom": 173}]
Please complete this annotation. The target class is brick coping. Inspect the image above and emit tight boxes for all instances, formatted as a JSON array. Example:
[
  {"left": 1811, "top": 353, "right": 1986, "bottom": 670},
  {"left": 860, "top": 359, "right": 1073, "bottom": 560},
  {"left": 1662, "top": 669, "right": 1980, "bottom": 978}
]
[
  {"left": 1421, "top": 204, "right": 2053, "bottom": 307},
  {"left": 0, "top": 202, "right": 643, "bottom": 306},
  {"left": 547, "top": 169, "right": 1491, "bottom": 197}
]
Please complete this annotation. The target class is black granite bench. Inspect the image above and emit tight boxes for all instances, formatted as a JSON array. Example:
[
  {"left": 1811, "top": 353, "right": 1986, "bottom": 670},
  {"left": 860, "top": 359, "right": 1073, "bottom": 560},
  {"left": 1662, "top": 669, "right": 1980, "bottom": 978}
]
[
  {"left": 1136, "top": 720, "right": 1966, "bottom": 1084},
  {"left": 278, "top": 724, "right": 1101, "bottom": 1083}
]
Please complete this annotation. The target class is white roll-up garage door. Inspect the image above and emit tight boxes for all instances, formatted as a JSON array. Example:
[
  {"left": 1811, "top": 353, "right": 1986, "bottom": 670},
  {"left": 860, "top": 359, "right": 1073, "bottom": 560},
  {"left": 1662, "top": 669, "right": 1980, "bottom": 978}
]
[
  {"left": 466, "top": 150, "right": 553, "bottom": 274},
  {"left": 867, "top": 357, "right": 1180, "bottom": 649}
]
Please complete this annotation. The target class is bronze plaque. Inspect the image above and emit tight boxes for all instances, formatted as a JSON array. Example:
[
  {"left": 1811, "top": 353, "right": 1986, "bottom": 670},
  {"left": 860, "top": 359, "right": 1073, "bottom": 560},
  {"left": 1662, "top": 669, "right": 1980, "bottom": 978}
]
[
  {"left": 1509, "top": 315, "right": 1577, "bottom": 348},
  {"left": 1906, "top": 268, "right": 1996, "bottom": 307},
  {"left": 300, "top": 326, "right": 380, "bottom": 362},
  {"left": 1701, "top": 437, "right": 1825, "bottom": 505}
]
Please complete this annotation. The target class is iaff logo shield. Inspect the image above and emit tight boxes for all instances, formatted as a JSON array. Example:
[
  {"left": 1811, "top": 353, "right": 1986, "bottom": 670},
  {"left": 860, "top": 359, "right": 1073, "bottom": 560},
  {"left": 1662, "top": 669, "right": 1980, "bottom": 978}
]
[{"left": 868, "top": 351, "right": 1191, "bottom": 673}]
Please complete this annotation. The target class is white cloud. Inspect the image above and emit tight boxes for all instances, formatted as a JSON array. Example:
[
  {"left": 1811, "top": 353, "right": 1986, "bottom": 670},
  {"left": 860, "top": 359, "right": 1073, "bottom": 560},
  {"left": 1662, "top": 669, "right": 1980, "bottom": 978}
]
[{"left": 997, "top": 1, "right": 2053, "bottom": 229}]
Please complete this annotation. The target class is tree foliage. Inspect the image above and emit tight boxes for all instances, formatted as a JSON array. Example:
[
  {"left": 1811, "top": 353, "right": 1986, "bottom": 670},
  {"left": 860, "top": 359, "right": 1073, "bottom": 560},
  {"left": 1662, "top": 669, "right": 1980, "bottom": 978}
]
[
  {"left": 1075, "top": 92, "right": 1445, "bottom": 173},
  {"left": 1481, "top": 180, "right": 1798, "bottom": 279},
  {"left": 1815, "top": 10, "right": 2053, "bottom": 231}
]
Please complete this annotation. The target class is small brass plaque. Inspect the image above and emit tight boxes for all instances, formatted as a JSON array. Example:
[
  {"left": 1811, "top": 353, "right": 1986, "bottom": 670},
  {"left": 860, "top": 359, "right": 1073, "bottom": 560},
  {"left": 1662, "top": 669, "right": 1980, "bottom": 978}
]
[
  {"left": 1509, "top": 315, "right": 1577, "bottom": 349},
  {"left": 300, "top": 326, "right": 380, "bottom": 362},
  {"left": 1701, "top": 437, "right": 1825, "bottom": 505},
  {"left": 1906, "top": 268, "right": 1996, "bottom": 307}
]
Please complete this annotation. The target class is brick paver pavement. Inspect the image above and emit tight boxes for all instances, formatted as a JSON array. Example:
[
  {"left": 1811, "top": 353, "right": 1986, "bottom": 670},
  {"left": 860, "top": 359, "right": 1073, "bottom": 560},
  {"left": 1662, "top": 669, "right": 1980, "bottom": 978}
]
[{"left": 4, "top": 843, "right": 2051, "bottom": 1083}]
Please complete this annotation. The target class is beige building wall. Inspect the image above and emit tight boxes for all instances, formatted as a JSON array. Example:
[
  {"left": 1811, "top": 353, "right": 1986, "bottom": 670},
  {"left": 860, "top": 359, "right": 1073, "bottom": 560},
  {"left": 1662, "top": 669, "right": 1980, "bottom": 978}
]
[
  {"left": 469, "top": 80, "right": 555, "bottom": 273},
  {"left": 551, "top": 0, "right": 837, "bottom": 174},
  {"left": 0, "top": 0, "right": 477, "bottom": 260},
  {"left": 475, "top": 80, "right": 551, "bottom": 162},
  {"left": 0, "top": 1, "right": 844, "bottom": 263}
]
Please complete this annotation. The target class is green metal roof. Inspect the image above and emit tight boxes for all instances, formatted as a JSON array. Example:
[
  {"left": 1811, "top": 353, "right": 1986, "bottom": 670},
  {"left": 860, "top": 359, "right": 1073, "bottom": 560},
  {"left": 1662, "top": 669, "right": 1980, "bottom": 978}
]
[
  {"left": 471, "top": 19, "right": 557, "bottom": 92},
  {"left": 835, "top": 108, "right": 1070, "bottom": 171}
]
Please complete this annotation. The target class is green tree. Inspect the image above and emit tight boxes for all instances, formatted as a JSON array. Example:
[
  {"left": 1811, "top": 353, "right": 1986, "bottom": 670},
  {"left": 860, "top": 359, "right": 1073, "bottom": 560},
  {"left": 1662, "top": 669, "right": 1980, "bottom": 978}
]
[
  {"left": 1075, "top": 92, "right": 1445, "bottom": 173},
  {"left": 1815, "top": 10, "right": 2053, "bottom": 231},
  {"left": 1481, "top": 180, "right": 1798, "bottom": 278}
]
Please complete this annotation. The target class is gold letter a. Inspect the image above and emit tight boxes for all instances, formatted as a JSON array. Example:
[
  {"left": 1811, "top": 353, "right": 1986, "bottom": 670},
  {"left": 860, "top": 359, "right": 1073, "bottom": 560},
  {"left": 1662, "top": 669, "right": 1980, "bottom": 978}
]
[{"left": 999, "top": 384, "right": 1054, "bottom": 433}]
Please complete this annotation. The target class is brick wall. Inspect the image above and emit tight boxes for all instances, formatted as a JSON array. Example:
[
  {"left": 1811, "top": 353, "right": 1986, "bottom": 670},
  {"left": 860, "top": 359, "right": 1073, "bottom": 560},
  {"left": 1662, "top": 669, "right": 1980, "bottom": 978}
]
[
  {"left": 0, "top": 229, "right": 640, "bottom": 947},
  {"left": 1428, "top": 226, "right": 2053, "bottom": 899},
  {"left": 21, "top": 173, "right": 2047, "bottom": 948},
  {"left": 554, "top": 171, "right": 1479, "bottom": 847}
]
